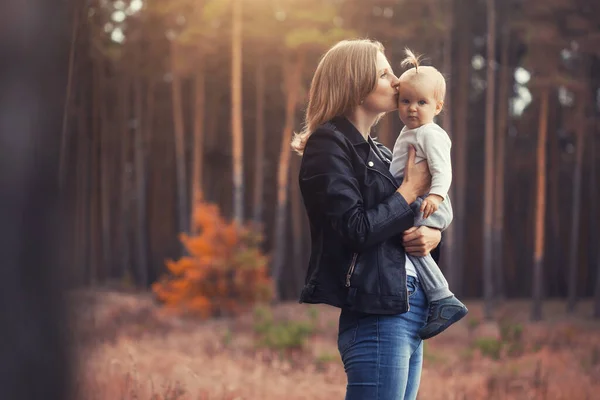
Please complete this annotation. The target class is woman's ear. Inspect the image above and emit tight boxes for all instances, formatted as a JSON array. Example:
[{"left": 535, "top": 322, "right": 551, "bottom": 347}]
[{"left": 435, "top": 101, "right": 444, "bottom": 115}]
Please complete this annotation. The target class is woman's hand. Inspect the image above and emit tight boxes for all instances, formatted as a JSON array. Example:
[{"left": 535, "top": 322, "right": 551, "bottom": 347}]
[
  {"left": 396, "top": 146, "right": 431, "bottom": 204},
  {"left": 402, "top": 226, "right": 441, "bottom": 256}
]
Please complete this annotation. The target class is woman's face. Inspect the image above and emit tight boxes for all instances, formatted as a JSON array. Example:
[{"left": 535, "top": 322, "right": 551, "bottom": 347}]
[{"left": 361, "top": 51, "right": 399, "bottom": 113}]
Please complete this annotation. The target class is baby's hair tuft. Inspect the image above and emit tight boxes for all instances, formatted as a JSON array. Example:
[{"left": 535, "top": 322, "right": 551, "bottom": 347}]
[{"left": 401, "top": 48, "right": 422, "bottom": 72}]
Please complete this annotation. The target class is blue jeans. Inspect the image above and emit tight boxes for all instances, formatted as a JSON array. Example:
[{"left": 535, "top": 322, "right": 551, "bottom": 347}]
[{"left": 337, "top": 276, "right": 428, "bottom": 400}]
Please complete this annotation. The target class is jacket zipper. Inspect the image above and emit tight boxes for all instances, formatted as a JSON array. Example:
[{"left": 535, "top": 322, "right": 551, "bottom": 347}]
[{"left": 345, "top": 253, "right": 358, "bottom": 287}]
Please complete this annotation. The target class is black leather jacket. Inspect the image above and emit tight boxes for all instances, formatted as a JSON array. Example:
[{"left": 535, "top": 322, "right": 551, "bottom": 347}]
[{"left": 298, "top": 116, "right": 440, "bottom": 315}]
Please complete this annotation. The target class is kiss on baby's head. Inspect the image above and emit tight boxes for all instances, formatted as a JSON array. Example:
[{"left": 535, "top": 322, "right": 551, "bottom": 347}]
[
  {"left": 399, "top": 49, "right": 446, "bottom": 105},
  {"left": 396, "top": 48, "right": 447, "bottom": 129}
]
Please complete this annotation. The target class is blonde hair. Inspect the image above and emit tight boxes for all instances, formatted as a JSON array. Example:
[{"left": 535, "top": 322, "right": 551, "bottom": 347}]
[
  {"left": 399, "top": 47, "right": 446, "bottom": 103},
  {"left": 291, "top": 39, "right": 385, "bottom": 155}
]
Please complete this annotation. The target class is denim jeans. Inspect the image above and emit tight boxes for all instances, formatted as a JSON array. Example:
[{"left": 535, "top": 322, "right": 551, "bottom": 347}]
[{"left": 337, "top": 276, "right": 428, "bottom": 400}]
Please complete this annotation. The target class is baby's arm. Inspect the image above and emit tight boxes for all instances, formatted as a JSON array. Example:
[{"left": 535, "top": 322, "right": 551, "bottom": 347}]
[
  {"left": 418, "top": 124, "right": 452, "bottom": 199},
  {"left": 417, "top": 125, "right": 452, "bottom": 219}
]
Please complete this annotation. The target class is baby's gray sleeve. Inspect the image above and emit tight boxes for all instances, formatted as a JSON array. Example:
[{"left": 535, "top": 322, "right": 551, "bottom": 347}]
[{"left": 412, "top": 195, "right": 454, "bottom": 231}]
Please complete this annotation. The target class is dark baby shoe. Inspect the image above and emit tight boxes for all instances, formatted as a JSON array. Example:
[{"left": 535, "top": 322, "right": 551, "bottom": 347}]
[{"left": 419, "top": 295, "right": 468, "bottom": 340}]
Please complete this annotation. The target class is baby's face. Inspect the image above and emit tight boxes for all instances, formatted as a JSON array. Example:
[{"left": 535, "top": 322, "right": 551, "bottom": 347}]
[{"left": 397, "top": 79, "right": 442, "bottom": 129}]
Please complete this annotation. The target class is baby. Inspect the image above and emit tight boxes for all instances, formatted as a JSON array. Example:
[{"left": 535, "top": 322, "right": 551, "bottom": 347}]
[{"left": 389, "top": 48, "right": 468, "bottom": 339}]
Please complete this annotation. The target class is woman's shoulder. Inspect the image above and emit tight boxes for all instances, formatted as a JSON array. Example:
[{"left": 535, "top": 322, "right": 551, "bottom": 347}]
[{"left": 305, "top": 121, "right": 352, "bottom": 150}]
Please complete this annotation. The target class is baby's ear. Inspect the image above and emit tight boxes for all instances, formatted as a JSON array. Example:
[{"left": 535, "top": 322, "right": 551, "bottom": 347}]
[{"left": 435, "top": 101, "right": 444, "bottom": 115}]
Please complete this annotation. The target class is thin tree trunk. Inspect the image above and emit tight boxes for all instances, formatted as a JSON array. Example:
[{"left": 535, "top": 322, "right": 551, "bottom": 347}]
[
  {"left": 290, "top": 127, "right": 304, "bottom": 296},
  {"left": 493, "top": 26, "right": 510, "bottom": 301},
  {"left": 592, "top": 118, "right": 600, "bottom": 318},
  {"left": 191, "top": 65, "right": 205, "bottom": 233},
  {"left": 450, "top": 0, "right": 471, "bottom": 295},
  {"left": 253, "top": 55, "right": 266, "bottom": 226},
  {"left": 170, "top": 40, "right": 188, "bottom": 236},
  {"left": 133, "top": 45, "right": 148, "bottom": 287},
  {"left": 483, "top": 0, "right": 496, "bottom": 320},
  {"left": 98, "top": 57, "right": 112, "bottom": 282},
  {"left": 231, "top": 0, "right": 244, "bottom": 224},
  {"left": 59, "top": 0, "right": 80, "bottom": 190},
  {"left": 567, "top": 99, "right": 586, "bottom": 311},
  {"left": 532, "top": 89, "right": 549, "bottom": 321},
  {"left": 440, "top": 4, "right": 456, "bottom": 287},
  {"left": 76, "top": 103, "right": 89, "bottom": 285},
  {"left": 119, "top": 77, "right": 132, "bottom": 281},
  {"left": 89, "top": 56, "right": 101, "bottom": 286},
  {"left": 272, "top": 53, "right": 304, "bottom": 300}
]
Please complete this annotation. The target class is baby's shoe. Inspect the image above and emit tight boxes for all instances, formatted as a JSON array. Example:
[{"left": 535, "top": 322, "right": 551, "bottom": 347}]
[{"left": 419, "top": 296, "right": 468, "bottom": 340}]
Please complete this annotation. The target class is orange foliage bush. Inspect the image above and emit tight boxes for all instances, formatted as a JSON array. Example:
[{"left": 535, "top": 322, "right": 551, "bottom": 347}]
[{"left": 152, "top": 197, "right": 273, "bottom": 318}]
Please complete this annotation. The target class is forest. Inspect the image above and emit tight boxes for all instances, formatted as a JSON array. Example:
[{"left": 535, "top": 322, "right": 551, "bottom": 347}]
[{"left": 2, "top": 0, "right": 600, "bottom": 399}]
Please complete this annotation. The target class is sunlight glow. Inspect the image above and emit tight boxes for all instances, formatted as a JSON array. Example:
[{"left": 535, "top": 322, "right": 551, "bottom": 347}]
[
  {"left": 112, "top": 10, "right": 126, "bottom": 23},
  {"left": 511, "top": 85, "right": 532, "bottom": 116},
  {"left": 383, "top": 7, "right": 394, "bottom": 18},
  {"left": 558, "top": 86, "right": 574, "bottom": 107},
  {"left": 104, "top": 22, "right": 114, "bottom": 33},
  {"left": 275, "top": 10, "right": 286, "bottom": 21},
  {"left": 471, "top": 54, "right": 485, "bottom": 70},
  {"left": 129, "top": 0, "right": 144, "bottom": 14},
  {"left": 514, "top": 67, "right": 530, "bottom": 84},
  {"left": 114, "top": 0, "right": 126, "bottom": 11},
  {"left": 111, "top": 27, "right": 125, "bottom": 43}
]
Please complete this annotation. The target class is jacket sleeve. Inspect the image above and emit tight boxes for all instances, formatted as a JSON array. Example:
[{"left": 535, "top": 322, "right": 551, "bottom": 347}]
[{"left": 299, "top": 129, "right": 415, "bottom": 252}]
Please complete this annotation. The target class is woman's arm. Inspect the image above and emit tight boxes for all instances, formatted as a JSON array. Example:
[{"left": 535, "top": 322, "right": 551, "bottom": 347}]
[{"left": 299, "top": 129, "right": 428, "bottom": 252}]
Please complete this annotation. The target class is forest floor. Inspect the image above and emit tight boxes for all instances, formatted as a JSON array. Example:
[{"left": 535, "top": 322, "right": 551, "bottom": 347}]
[{"left": 71, "top": 289, "right": 600, "bottom": 400}]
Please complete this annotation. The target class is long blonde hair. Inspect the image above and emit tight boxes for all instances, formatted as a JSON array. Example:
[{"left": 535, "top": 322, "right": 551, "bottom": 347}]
[{"left": 291, "top": 39, "right": 384, "bottom": 155}]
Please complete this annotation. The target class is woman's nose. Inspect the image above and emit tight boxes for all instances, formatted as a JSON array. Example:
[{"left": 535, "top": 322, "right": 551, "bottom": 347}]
[{"left": 390, "top": 76, "right": 400, "bottom": 90}]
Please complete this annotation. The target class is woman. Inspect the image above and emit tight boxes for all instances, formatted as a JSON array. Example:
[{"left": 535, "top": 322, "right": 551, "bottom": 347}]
[{"left": 292, "top": 39, "right": 442, "bottom": 399}]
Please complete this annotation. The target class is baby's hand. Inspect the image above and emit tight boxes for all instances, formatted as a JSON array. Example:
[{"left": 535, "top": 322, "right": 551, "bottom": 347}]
[{"left": 420, "top": 194, "right": 444, "bottom": 219}]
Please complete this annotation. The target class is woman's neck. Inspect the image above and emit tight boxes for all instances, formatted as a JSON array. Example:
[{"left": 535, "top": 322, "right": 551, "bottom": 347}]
[{"left": 345, "top": 108, "right": 378, "bottom": 141}]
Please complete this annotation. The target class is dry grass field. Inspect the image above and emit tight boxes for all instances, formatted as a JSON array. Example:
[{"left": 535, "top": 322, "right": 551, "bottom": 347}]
[{"left": 71, "top": 289, "right": 600, "bottom": 400}]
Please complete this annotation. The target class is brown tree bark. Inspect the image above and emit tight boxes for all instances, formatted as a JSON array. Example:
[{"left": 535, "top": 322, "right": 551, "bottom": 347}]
[
  {"left": 532, "top": 89, "right": 549, "bottom": 321},
  {"left": 253, "top": 55, "right": 266, "bottom": 226},
  {"left": 483, "top": 0, "right": 496, "bottom": 319},
  {"left": 566, "top": 98, "right": 586, "bottom": 311},
  {"left": 191, "top": 64, "right": 206, "bottom": 233},
  {"left": 231, "top": 0, "right": 244, "bottom": 224},
  {"left": 170, "top": 39, "right": 189, "bottom": 236},
  {"left": 493, "top": 26, "right": 510, "bottom": 301},
  {"left": 272, "top": 52, "right": 304, "bottom": 300}
]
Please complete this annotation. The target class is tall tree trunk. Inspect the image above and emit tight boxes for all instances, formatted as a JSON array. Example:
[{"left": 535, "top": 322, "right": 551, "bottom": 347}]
[
  {"left": 59, "top": 1, "right": 80, "bottom": 190},
  {"left": 231, "top": 0, "right": 244, "bottom": 224},
  {"left": 440, "top": 3, "right": 456, "bottom": 286},
  {"left": 567, "top": 99, "right": 586, "bottom": 311},
  {"left": 272, "top": 53, "right": 304, "bottom": 300},
  {"left": 89, "top": 56, "right": 101, "bottom": 286},
  {"left": 170, "top": 40, "right": 188, "bottom": 236},
  {"left": 119, "top": 77, "right": 132, "bottom": 281},
  {"left": 98, "top": 56, "right": 112, "bottom": 282},
  {"left": 76, "top": 103, "right": 89, "bottom": 285},
  {"left": 450, "top": 0, "right": 471, "bottom": 295},
  {"left": 493, "top": 26, "right": 510, "bottom": 301},
  {"left": 592, "top": 118, "right": 600, "bottom": 318},
  {"left": 133, "top": 45, "right": 148, "bottom": 287},
  {"left": 191, "top": 64, "right": 206, "bottom": 233},
  {"left": 532, "top": 89, "right": 549, "bottom": 321},
  {"left": 253, "top": 55, "right": 266, "bottom": 226},
  {"left": 290, "top": 127, "right": 305, "bottom": 296},
  {"left": 483, "top": 0, "right": 496, "bottom": 319}
]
